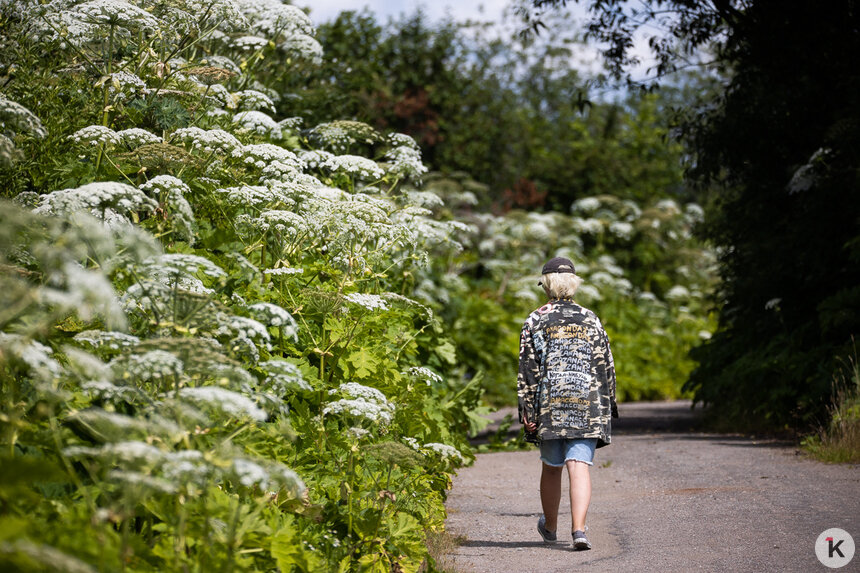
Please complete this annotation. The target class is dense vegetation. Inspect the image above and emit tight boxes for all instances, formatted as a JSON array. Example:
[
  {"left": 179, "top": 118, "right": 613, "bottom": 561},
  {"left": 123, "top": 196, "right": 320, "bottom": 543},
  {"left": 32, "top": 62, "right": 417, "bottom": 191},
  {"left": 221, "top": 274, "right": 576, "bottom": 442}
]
[
  {"left": 0, "top": 0, "right": 720, "bottom": 570},
  {"left": 528, "top": 0, "right": 860, "bottom": 431}
]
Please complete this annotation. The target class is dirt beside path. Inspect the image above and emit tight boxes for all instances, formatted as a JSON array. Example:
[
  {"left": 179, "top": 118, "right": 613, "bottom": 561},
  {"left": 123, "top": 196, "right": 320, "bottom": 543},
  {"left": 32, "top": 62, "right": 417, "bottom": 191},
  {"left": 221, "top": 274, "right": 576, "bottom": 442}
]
[{"left": 444, "top": 401, "right": 860, "bottom": 572}]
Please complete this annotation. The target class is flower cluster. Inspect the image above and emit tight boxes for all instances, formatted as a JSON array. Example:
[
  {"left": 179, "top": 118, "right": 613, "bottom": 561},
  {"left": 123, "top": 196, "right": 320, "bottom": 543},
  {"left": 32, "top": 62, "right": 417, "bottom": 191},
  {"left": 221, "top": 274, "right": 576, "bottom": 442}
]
[
  {"left": 0, "top": 95, "right": 47, "bottom": 138},
  {"left": 248, "top": 302, "right": 298, "bottom": 335},
  {"left": 172, "top": 127, "right": 242, "bottom": 155},
  {"left": 178, "top": 386, "right": 268, "bottom": 421},
  {"left": 323, "top": 382, "right": 395, "bottom": 425},
  {"left": 232, "top": 111, "right": 282, "bottom": 138},
  {"left": 34, "top": 181, "right": 157, "bottom": 219},
  {"left": 343, "top": 293, "right": 389, "bottom": 311},
  {"left": 232, "top": 143, "right": 303, "bottom": 169},
  {"left": 69, "top": 125, "right": 121, "bottom": 147},
  {"left": 384, "top": 146, "right": 427, "bottom": 181},
  {"left": 117, "top": 128, "right": 162, "bottom": 148},
  {"left": 234, "top": 89, "right": 276, "bottom": 112},
  {"left": 279, "top": 34, "right": 323, "bottom": 63},
  {"left": 114, "top": 349, "right": 184, "bottom": 381},
  {"left": 322, "top": 154, "right": 384, "bottom": 181},
  {"left": 258, "top": 359, "right": 311, "bottom": 392},
  {"left": 407, "top": 366, "right": 443, "bottom": 386},
  {"left": 308, "top": 120, "right": 380, "bottom": 152},
  {"left": 422, "top": 442, "right": 465, "bottom": 463},
  {"left": 231, "top": 35, "right": 269, "bottom": 51}
]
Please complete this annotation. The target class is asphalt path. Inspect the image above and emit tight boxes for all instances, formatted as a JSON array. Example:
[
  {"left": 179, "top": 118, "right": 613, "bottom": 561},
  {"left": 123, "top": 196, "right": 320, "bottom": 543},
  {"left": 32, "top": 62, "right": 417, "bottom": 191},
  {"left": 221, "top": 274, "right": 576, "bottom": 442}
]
[{"left": 444, "top": 401, "right": 860, "bottom": 572}]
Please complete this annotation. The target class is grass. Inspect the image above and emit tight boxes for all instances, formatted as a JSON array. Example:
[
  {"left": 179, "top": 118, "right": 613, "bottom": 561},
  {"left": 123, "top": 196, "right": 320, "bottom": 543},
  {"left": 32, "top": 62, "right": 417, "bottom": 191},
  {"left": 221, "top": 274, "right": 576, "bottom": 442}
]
[
  {"left": 803, "top": 357, "right": 860, "bottom": 463},
  {"left": 421, "top": 529, "right": 468, "bottom": 573}
]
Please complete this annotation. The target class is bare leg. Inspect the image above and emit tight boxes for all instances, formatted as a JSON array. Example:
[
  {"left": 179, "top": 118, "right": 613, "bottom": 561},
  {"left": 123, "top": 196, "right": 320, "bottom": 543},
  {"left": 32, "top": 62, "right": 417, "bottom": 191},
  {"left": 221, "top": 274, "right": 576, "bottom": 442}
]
[
  {"left": 539, "top": 463, "right": 563, "bottom": 532},
  {"left": 566, "top": 460, "right": 591, "bottom": 532}
]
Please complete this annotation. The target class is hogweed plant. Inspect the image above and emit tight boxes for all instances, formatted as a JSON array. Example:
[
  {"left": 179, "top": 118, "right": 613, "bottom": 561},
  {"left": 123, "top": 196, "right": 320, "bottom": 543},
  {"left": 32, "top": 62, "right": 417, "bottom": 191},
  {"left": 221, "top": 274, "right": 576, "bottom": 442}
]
[{"left": 0, "top": 1, "right": 483, "bottom": 571}]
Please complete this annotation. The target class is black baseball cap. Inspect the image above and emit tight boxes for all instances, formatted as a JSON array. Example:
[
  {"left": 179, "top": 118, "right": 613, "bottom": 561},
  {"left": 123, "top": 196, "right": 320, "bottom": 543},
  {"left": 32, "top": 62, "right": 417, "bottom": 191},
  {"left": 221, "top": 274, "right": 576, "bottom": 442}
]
[{"left": 541, "top": 257, "right": 576, "bottom": 275}]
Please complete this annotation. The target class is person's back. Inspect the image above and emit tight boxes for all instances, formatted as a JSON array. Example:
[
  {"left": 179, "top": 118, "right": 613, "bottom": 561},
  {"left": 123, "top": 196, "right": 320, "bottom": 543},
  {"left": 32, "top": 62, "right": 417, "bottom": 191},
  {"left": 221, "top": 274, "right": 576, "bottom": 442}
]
[{"left": 517, "top": 257, "right": 618, "bottom": 550}]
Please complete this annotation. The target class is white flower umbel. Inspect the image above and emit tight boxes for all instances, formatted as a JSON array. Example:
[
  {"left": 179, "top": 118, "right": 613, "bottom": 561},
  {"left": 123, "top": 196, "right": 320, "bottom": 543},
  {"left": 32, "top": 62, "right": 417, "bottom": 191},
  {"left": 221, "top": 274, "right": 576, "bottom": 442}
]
[
  {"left": 246, "top": 210, "right": 306, "bottom": 236},
  {"left": 258, "top": 359, "right": 311, "bottom": 392},
  {"left": 64, "top": 440, "right": 165, "bottom": 465},
  {"left": 214, "top": 313, "right": 271, "bottom": 355},
  {"left": 297, "top": 149, "right": 334, "bottom": 171},
  {"left": 596, "top": 254, "right": 624, "bottom": 277},
  {"left": 232, "top": 143, "right": 303, "bottom": 170},
  {"left": 116, "top": 350, "right": 183, "bottom": 381},
  {"left": 141, "top": 253, "right": 226, "bottom": 279},
  {"left": 422, "top": 442, "right": 464, "bottom": 463},
  {"left": 68, "top": 125, "right": 120, "bottom": 147},
  {"left": 178, "top": 386, "right": 267, "bottom": 421},
  {"left": 576, "top": 284, "right": 602, "bottom": 301},
  {"left": 229, "top": 457, "right": 305, "bottom": 496},
  {"left": 324, "top": 382, "right": 395, "bottom": 425},
  {"left": 108, "top": 470, "right": 177, "bottom": 494},
  {"left": 139, "top": 175, "right": 195, "bottom": 239},
  {"left": 248, "top": 302, "right": 298, "bottom": 331},
  {"left": 572, "top": 217, "right": 603, "bottom": 235},
  {"left": 387, "top": 132, "right": 419, "bottom": 150},
  {"left": 233, "top": 89, "right": 275, "bottom": 112},
  {"left": 0, "top": 95, "right": 47, "bottom": 138},
  {"left": 172, "top": 127, "right": 242, "bottom": 155},
  {"left": 232, "top": 111, "right": 282, "bottom": 138},
  {"left": 74, "top": 330, "right": 140, "bottom": 351},
  {"left": 264, "top": 267, "right": 303, "bottom": 276},
  {"left": 407, "top": 366, "right": 443, "bottom": 386},
  {"left": 160, "top": 449, "right": 213, "bottom": 484},
  {"left": 217, "top": 185, "right": 275, "bottom": 208},
  {"left": 401, "top": 190, "right": 443, "bottom": 209},
  {"left": 309, "top": 120, "right": 379, "bottom": 153},
  {"left": 347, "top": 427, "right": 370, "bottom": 440},
  {"left": 384, "top": 146, "right": 427, "bottom": 181},
  {"left": 236, "top": 0, "right": 313, "bottom": 38},
  {"left": 73, "top": 0, "right": 161, "bottom": 30},
  {"left": 322, "top": 154, "right": 384, "bottom": 181},
  {"left": 333, "top": 382, "right": 385, "bottom": 403},
  {"left": 117, "top": 128, "right": 162, "bottom": 148},
  {"left": 231, "top": 35, "right": 269, "bottom": 51},
  {"left": 0, "top": 333, "right": 63, "bottom": 381},
  {"left": 107, "top": 71, "right": 147, "bottom": 99},
  {"left": 323, "top": 398, "right": 394, "bottom": 425},
  {"left": 343, "top": 293, "right": 389, "bottom": 311},
  {"left": 34, "top": 181, "right": 157, "bottom": 218},
  {"left": 41, "top": 261, "right": 126, "bottom": 327},
  {"left": 279, "top": 33, "right": 322, "bottom": 63},
  {"left": 608, "top": 221, "right": 634, "bottom": 240},
  {"left": 278, "top": 116, "right": 303, "bottom": 131},
  {"left": 572, "top": 196, "right": 601, "bottom": 214},
  {"left": 666, "top": 285, "right": 691, "bottom": 301},
  {"left": 655, "top": 198, "right": 681, "bottom": 215}
]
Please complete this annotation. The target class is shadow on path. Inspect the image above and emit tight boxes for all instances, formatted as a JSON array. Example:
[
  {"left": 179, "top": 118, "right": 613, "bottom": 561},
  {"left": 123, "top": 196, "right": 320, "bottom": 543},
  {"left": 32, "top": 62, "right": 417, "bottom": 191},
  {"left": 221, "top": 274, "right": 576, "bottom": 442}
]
[{"left": 471, "top": 400, "right": 705, "bottom": 444}]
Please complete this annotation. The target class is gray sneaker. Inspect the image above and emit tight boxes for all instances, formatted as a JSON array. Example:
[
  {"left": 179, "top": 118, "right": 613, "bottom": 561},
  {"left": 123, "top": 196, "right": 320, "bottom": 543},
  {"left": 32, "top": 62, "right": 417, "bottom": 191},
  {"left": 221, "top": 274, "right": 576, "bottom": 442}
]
[
  {"left": 537, "top": 516, "right": 558, "bottom": 544},
  {"left": 572, "top": 529, "right": 591, "bottom": 550}
]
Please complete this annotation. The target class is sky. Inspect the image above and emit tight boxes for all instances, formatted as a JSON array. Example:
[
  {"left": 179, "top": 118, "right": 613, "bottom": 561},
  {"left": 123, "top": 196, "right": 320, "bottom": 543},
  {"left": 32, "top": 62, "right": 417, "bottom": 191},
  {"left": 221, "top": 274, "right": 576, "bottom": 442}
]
[
  {"left": 300, "top": 0, "right": 526, "bottom": 27},
  {"left": 297, "top": 0, "right": 658, "bottom": 82}
]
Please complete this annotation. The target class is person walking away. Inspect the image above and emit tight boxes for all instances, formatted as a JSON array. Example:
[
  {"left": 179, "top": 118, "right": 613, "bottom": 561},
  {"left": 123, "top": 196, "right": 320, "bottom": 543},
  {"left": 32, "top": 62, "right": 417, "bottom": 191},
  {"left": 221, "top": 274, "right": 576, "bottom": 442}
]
[{"left": 518, "top": 257, "right": 619, "bottom": 550}]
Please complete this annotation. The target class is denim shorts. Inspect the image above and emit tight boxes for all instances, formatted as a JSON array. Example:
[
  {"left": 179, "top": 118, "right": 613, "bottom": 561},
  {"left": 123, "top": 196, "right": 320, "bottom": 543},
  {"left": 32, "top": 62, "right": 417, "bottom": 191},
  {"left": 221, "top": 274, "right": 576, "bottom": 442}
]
[{"left": 539, "top": 438, "right": 598, "bottom": 467}]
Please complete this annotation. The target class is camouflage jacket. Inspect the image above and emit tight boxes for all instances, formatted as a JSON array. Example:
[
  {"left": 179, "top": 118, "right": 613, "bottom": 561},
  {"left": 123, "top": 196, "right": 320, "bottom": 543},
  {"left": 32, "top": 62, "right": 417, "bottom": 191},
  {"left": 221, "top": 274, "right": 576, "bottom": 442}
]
[{"left": 517, "top": 299, "right": 617, "bottom": 447}]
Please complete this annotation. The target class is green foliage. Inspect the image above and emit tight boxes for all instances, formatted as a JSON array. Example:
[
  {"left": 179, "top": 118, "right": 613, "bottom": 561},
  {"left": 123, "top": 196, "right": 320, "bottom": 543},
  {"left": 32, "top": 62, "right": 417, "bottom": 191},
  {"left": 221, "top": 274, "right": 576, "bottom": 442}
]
[
  {"left": 680, "top": 1, "right": 860, "bottom": 429},
  {"left": 802, "top": 356, "right": 860, "bottom": 463},
  {"left": 297, "top": 9, "right": 696, "bottom": 210},
  {"left": 0, "top": 2, "right": 481, "bottom": 570}
]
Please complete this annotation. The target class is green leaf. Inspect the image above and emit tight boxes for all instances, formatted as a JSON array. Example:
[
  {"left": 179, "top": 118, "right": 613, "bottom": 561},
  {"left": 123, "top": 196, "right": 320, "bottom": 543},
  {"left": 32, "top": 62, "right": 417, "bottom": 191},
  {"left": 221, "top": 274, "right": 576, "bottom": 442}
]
[{"left": 346, "top": 349, "right": 379, "bottom": 378}]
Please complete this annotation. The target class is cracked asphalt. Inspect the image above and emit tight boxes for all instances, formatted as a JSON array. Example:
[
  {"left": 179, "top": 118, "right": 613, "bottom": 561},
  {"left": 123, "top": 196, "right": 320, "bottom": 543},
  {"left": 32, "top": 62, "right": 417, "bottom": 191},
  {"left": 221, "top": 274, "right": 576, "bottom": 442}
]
[{"left": 444, "top": 401, "right": 860, "bottom": 572}]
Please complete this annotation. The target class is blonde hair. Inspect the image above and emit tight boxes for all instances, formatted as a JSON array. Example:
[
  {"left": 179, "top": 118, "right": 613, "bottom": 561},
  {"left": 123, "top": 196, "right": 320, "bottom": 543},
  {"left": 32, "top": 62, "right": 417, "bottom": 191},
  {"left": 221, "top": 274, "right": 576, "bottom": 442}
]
[{"left": 542, "top": 272, "right": 583, "bottom": 300}]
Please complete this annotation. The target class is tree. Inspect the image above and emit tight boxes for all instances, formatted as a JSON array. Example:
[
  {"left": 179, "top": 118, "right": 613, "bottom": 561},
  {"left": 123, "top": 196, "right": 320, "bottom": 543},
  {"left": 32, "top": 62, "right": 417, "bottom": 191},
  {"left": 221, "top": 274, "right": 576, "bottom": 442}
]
[{"left": 532, "top": 0, "right": 860, "bottom": 428}]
